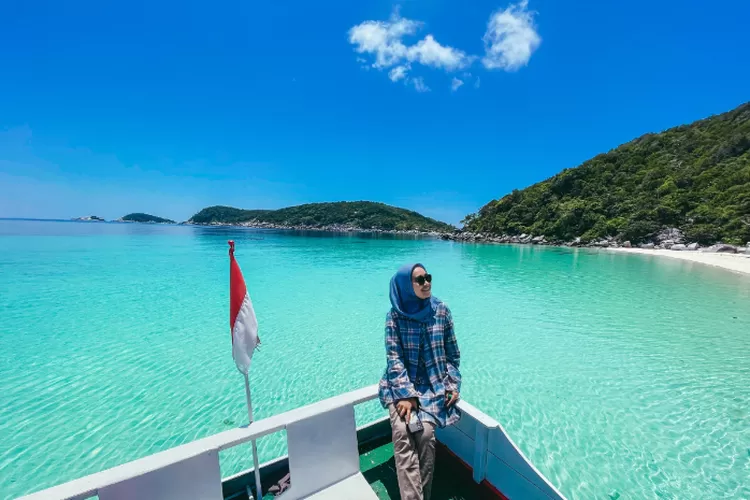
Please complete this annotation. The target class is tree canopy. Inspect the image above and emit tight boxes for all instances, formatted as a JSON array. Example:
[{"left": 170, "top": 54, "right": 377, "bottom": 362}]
[{"left": 121, "top": 213, "right": 175, "bottom": 224}]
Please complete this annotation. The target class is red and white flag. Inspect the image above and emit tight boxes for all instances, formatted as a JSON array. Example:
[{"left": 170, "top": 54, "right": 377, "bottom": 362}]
[{"left": 229, "top": 241, "right": 260, "bottom": 375}]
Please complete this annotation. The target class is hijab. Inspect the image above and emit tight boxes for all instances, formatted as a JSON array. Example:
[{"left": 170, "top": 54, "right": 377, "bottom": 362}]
[{"left": 389, "top": 263, "right": 435, "bottom": 322}]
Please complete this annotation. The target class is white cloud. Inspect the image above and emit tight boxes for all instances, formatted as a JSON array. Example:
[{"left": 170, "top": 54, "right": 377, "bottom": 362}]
[
  {"left": 349, "top": 4, "right": 541, "bottom": 90},
  {"left": 482, "top": 0, "right": 541, "bottom": 71},
  {"left": 349, "top": 11, "right": 472, "bottom": 90},
  {"left": 389, "top": 64, "right": 410, "bottom": 82},
  {"left": 412, "top": 77, "right": 430, "bottom": 93},
  {"left": 348, "top": 13, "right": 421, "bottom": 69},
  {"left": 407, "top": 35, "right": 473, "bottom": 71}
]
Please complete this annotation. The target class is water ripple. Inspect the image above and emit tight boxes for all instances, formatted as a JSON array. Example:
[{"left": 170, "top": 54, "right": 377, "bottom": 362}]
[{"left": 0, "top": 222, "right": 749, "bottom": 499}]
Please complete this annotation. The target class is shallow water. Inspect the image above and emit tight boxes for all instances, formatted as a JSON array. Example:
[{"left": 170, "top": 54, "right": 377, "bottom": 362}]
[{"left": 1, "top": 220, "right": 748, "bottom": 499}]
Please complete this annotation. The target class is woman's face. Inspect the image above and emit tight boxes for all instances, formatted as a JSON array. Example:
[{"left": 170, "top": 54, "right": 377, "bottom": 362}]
[{"left": 411, "top": 266, "right": 432, "bottom": 300}]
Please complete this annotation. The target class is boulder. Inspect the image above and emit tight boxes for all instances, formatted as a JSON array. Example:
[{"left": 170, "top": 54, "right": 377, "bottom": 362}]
[
  {"left": 705, "top": 244, "right": 738, "bottom": 253},
  {"left": 655, "top": 227, "right": 685, "bottom": 244},
  {"left": 687, "top": 242, "right": 699, "bottom": 251},
  {"left": 622, "top": 241, "right": 632, "bottom": 248},
  {"left": 671, "top": 244, "right": 687, "bottom": 251},
  {"left": 639, "top": 243, "right": 655, "bottom": 249}
]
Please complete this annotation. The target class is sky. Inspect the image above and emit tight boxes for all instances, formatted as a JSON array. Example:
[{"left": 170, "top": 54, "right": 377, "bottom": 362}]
[{"left": 1, "top": 0, "right": 748, "bottom": 225}]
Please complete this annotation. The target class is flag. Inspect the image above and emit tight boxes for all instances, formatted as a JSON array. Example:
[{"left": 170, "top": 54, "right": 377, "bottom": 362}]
[{"left": 229, "top": 240, "right": 260, "bottom": 374}]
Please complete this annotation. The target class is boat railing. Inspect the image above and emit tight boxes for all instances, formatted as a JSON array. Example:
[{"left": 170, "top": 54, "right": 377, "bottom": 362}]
[{"left": 18, "top": 384, "right": 567, "bottom": 500}]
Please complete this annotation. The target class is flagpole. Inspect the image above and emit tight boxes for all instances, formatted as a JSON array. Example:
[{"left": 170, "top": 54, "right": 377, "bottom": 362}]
[{"left": 244, "top": 372, "right": 263, "bottom": 500}]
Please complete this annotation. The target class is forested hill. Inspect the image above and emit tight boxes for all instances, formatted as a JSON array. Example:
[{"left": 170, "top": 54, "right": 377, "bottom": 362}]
[
  {"left": 463, "top": 102, "right": 750, "bottom": 245},
  {"left": 188, "top": 202, "right": 454, "bottom": 232},
  {"left": 120, "top": 213, "right": 175, "bottom": 224}
]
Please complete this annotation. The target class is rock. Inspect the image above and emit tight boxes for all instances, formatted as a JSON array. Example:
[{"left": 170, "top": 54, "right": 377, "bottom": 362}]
[
  {"left": 639, "top": 243, "right": 655, "bottom": 249},
  {"left": 705, "top": 244, "right": 738, "bottom": 253},
  {"left": 671, "top": 244, "right": 687, "bottom": 251},
  {"left": 662, "top": 239, "right": 675, "bottom": 248},
  {"left": 687, "top": 242, "right": 699, "bottom": 251},
  {"left": 655, "top": 227, "right": 685, "bottom": 244},
  {"left": 622, "top": 241, "right": 632, "bottom": 248},
  {"left": 532, "top": 235, "right": 545, "bottom": 243}
]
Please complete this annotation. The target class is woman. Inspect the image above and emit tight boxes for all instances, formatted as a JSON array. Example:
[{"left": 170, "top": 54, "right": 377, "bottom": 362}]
[{"left": 378, "top": 263, "right": 461, "bottom": 500}]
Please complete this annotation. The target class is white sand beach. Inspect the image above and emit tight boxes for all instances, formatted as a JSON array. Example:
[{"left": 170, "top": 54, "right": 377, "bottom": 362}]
[{"left": 607, "top": 247, "right": 750, "bottom": 276}]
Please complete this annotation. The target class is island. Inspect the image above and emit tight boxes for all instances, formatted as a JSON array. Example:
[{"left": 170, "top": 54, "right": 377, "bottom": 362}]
[
  {"left": 187, "top": 201, "right": 454, "bottom": 233},
  {"left": 454, "top": 101, "right": 750, "bottom": 250},
  {"left": 72, "top": 215, "right": 105, "bottom": 222},
  {"left": 118, "top": 213, "right": 176, "bottom": 224}
]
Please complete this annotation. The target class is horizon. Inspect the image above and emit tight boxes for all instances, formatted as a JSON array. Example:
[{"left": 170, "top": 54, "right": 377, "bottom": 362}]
[
  {"left": 1, "top": 0, "right": 749, "bottom": 225},
  {"left": 0, "top": 198, "right": 466, "bottom": 225}
]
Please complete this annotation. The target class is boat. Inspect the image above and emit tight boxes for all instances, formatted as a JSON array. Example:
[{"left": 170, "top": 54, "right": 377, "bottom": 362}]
[{"left": 18, "top": 385, "right": 567, "bottom": 500}]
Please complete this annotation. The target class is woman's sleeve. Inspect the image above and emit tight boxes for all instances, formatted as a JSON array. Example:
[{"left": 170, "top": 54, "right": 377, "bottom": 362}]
[
  {"left": 443, "top": 308, "right": 462, "bottom": 393},
  {"left": 385, "top": 312, "right": 419, "bottom": 401}
]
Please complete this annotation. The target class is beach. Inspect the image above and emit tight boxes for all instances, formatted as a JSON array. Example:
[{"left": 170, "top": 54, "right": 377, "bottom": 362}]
[{"left": 607, "top": 247, "right": 750, "bottom": 276}]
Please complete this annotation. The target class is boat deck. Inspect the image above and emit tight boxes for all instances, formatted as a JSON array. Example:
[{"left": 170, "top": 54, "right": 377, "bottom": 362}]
[
  {"left": 360, "top": 440, "right": 499, "bottom": 500},
  {"left": 250, "top": 437, "right": 500, "bottom": 500}
]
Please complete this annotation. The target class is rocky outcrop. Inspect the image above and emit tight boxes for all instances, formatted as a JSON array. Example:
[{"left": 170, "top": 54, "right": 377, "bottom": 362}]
[
  {"left": 654, "top": 227, "right": 684, "bottom": 244},
  {"left": 439, "top": 230, "right": 750, "bottom": 257},
  {"left": 73, "top": 215, "right": 105, "bottom": 222},
  {"left": 704, "top": 244, "right": 739, "bottom": 253}
]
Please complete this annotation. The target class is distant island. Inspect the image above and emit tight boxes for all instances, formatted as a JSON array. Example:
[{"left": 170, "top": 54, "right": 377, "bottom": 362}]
[
  {"left": 118, "top": 213, "right": 175, "bottom": 224},
  {"left": 187, "top": 201, "right": 454, "bottom": 233},
  {"left": 72, "top": 215, "right": 105, "bottom": 222},
  {"left": 458, "top": 102, "right": 750, "bottom": 248}
]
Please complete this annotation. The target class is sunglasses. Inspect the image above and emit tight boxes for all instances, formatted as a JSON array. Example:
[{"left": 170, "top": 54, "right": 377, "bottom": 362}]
[{"left": 413, "top": 274, "right": 432, "bottom": 286}]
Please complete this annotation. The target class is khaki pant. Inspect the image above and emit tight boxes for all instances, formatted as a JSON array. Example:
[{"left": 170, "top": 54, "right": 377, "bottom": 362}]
[{"left": 388, "top": 404, "right": 436, "bottom": 500}]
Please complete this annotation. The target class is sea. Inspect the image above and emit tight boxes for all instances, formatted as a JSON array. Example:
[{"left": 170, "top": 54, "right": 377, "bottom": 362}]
[{"left": 1, "top": 219, "right": 749, "bottom": 499}]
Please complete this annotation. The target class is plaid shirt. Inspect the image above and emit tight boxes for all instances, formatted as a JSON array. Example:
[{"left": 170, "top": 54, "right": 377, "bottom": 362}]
[{"left": 378, "top": 300, "right": 462, "bottom": 428}]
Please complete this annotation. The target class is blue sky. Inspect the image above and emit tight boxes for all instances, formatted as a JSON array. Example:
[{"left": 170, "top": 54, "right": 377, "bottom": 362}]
[{"left": 1, "top": 0, "right": 748, "bottom": 224}]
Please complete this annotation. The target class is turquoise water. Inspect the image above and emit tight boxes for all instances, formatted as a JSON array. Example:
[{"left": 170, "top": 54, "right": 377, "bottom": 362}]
[{"left": 1, "top": 220, "right": 749, "bottom": 499}]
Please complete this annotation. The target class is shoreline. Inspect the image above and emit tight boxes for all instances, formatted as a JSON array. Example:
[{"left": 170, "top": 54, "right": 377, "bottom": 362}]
[
  {"left": 10, "top": 219, "right": 750, "bottom": 276},
  {"left": 185, "top": 221, "right": 446, "bottom": 236},
  {"left": 605, "top": 247, "right": 750, "bottom": 276}
]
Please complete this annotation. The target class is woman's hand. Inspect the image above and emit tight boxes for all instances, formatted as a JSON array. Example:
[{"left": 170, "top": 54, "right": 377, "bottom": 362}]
[
  {"left": 446, "top": 391, "right": 459, "bottom": 407},
  {"left": 396, "top": 398, "right": 419, "bottom": 422}
]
